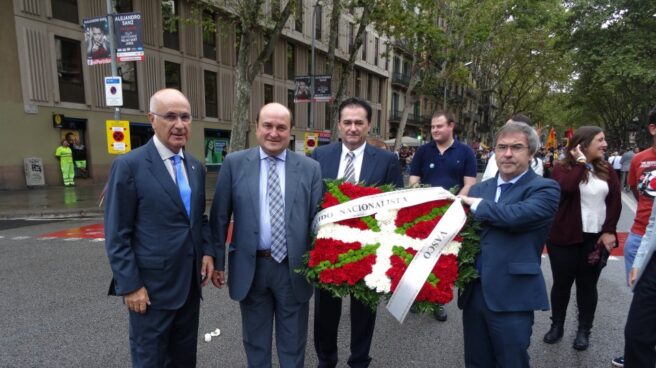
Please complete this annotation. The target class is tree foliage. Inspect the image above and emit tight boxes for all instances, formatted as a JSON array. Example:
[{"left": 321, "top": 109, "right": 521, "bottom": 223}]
[{"left": 566, "top": 0, "right": 656, "bottom": 148}]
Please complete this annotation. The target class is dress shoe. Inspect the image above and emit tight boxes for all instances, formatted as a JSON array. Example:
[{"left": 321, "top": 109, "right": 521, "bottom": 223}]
[
  {"left": 573, "top": 328, "right": 590, "bottom": 351},
  {"left": 434, "top": 308, "right": 447, "bottom": 322},
  {"left": 543, "top": 323, "right": 564, "bottom": 344}
]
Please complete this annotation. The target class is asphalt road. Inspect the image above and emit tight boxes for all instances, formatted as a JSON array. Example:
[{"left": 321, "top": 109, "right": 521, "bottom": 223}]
[{"left": 0, "top": 196, "right": 637, "bottom": 367}]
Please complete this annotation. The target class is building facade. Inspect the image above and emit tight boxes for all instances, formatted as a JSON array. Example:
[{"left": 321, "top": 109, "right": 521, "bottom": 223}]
[{"left": 1, "top": 0, "right": 390, "bottom": 189}]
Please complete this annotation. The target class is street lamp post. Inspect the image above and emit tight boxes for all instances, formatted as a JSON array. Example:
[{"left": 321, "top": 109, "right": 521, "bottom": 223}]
[{"left": 310, "top": 0, "right": 322, "bottom": 129}]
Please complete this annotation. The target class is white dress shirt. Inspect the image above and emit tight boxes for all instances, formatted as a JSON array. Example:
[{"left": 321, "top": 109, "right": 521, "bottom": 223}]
[{"left": 337, "top": 142, "right": 367, "bottom": 182}]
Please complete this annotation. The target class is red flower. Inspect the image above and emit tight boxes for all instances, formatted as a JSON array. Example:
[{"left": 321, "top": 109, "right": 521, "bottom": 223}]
[
  {"left": 395, "top": 200, "right": 452, "bottom": 227},
  {"left": 319, "top": 255, "right": 376, "bottom": 285},
  {"left": 406, "top": 216, "right": 442, "bottom": 239},
  {"left": 309, "top": 238, "right": 362, "bottom": 266},
  {"left": 322, "top": 193, "right": 340, "bottom": 208},
  {"left": 339, "top": 182, "right": 383, "bottom": 199},
  {"left": 337, "top": 217, "right": 370, "bottom": 230},
  {"left": 386, "top": 251, "right": 459, "bottom": 304}
]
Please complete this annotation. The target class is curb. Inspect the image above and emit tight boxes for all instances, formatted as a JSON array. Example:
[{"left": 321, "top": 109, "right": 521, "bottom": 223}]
[{"left": 0, "top": 208, "right": 104, "bottom": 220}]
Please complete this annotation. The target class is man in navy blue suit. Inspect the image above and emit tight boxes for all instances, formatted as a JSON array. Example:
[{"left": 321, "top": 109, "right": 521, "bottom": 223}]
[
  {"left": 311, "top": 97, "right": 403, "bottom": 368},
  {"left": 458, "top": 121, "right": 560, "bottom": 367},
  {"left": 104, "top": 89, "right": 215, "bottom": 367}
]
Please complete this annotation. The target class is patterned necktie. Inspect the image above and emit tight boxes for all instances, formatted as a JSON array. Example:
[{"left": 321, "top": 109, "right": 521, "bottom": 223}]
[
  {"left": 343, "top": 151, "right": 356, "bottom": 183},
  {"left": 267, "top": 157, "right": 287, "bottom": 262},
  {"left": 171, "top": 155, "right": 191, "bottom": 217}
]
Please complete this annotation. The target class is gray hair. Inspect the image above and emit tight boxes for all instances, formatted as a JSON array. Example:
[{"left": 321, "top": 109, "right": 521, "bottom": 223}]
[{"left": 495, "top": 121, "right": 539, "bottom": 155}]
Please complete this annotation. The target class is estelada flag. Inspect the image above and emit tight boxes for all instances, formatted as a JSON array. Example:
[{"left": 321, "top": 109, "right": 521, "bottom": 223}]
[{"left": 546, "top": 128, "right": 557, "bottom": 149}]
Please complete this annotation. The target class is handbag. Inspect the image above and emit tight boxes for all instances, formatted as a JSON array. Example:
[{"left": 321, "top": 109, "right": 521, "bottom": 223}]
[{"left": 587, "top": 242, "right": 610, "bottom": 270}]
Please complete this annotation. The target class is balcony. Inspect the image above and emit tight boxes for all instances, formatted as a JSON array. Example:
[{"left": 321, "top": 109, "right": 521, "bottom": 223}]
[
  {"left": 391, "top": 72, "right": 410, "bottom": 88},
  {"left": 389, "top": 109, "right": 419, "bottom": 124}
]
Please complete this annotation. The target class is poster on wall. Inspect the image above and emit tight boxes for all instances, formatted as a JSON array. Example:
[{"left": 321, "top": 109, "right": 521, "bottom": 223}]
[
  {"left": 204, "top": 137, "right": 229, "bottom": 166},
  {"left": 294, "top": 76, "right": 312, "bottom": 103},
  {"left": 114, "top": 12, "right": 145, "bottom": 62},
  {"left": 313, "top": 75, "right": 332, "bottom": 102},
  {"left": 83, "top": 16, "right": 111, "bottom": 65}
]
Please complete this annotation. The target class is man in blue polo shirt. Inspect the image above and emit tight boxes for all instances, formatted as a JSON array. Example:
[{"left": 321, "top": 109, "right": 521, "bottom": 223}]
[
  {"left": 409, "top": 110, "right": 477, "bottom": 322},
  {"left": 409, "top": 111, "right": 477, "bottom": 193}
]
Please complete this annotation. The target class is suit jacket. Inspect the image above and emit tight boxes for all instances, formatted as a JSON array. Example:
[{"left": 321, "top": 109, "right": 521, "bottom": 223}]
[
  {"left": 462, "top": 170, "right": 560, "bottom": 312},
  {"left": 310, "top": 142, "right": 404, "bottom": 188},
  {"left": 210, "top": 148, "right": 323, "bottom": 303},
  {"left": 104, "top": 139, "right": 213, "bottom": 310}
]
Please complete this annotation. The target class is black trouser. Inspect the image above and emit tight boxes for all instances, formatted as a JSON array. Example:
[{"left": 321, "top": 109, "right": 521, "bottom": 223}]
[
  {"left": 546, "top": 233, "right": 603, "bottom": 329},
  {"left": 624, "top": 255, "right": 656, "bottom": 368}
]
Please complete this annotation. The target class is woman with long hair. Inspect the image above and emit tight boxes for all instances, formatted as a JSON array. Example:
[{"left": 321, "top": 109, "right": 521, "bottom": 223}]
[{"left": 542, "top": 126, "right": 621, "bottom": 350}]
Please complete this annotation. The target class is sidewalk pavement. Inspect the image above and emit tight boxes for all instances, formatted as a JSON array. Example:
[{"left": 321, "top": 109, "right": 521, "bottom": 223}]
[{"left": 0, "top": 172, "right": 219, "bottom": 220}]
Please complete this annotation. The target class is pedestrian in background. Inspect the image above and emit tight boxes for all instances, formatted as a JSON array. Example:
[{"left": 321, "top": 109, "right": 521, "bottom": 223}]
[
  {"left": 55, "top": 138, "right": 74, "bottom": 187},
  {"left": 620, "top": 147, "right": 636, "bottom": 191},
  {"left": 609, "top": 150, "right": 622, "bottom": 181},
  {"left": 543, "top": 126, "right": 621, "bottom": 351},
  {"left": 623, "top": 198, "right": 656, "bottom": 367}
]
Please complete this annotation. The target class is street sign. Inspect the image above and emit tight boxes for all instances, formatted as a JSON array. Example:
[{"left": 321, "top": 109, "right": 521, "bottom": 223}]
[
  {"left": 106, "top": 120, "right": 131, "bottom": 154},
  {"left": 104, "top": 77, "right": 123, "bottom": 106}
]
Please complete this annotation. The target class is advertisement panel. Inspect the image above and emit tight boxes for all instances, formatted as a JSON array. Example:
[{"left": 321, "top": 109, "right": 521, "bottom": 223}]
[
  {"left": 83, "top": 16, "right": 111, "bottom": 65},
  {"left": 114, "top": 12, "right": 145, "bottom": 62}
]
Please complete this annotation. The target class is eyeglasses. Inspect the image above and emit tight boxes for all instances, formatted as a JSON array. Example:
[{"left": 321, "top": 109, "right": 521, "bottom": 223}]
[
  {"left": 150, "top": 111, "right": 192, "bottom": 123},
  {"left": 495, "top": 144, "right": 528, "bottom": 154}
]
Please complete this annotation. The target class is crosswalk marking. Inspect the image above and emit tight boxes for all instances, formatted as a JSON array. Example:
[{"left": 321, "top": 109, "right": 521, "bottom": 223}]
[{"left": 11, "top": 236, "right": 30, "bottom": 240}]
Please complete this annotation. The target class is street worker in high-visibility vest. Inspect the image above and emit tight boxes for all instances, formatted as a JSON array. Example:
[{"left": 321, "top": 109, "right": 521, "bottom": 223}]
[{"left": 55, "top": 138, "right": 74, "bottom": 186}]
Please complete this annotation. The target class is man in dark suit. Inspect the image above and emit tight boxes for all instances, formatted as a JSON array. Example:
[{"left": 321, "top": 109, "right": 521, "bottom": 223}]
[
  {"left": 458, "top": 121, "right": 560, "bottom": 368},
  {"left": 210, "top": 103, "right": 322, "bottom": 367},
  {"left": 311, "top": 97, "right": 403, "bottom": 368},
  {"left": 104, "top": 88, "right": 215, "bottom": 367}
]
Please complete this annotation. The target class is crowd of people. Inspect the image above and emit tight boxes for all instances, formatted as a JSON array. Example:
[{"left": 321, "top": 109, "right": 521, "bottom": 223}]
[{"left": 102, "top": 88, "right": 656, "bottom": 368}]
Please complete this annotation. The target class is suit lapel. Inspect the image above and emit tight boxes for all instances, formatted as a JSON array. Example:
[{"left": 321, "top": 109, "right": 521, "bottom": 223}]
[
  {"left": 285, "top": 150, "right": 300, "bottom": 224},
  {"left": 360, "top": 145, "right": 378, "bottom": 185},
  {"left": 326, "top": 144, "right": 342, "bottom": 179},
  {"left": 245, "top": 148, "right": 261, "bottom": 226},
  {"left": 146, "top": 140, "right": 188, "bottom": 217}
]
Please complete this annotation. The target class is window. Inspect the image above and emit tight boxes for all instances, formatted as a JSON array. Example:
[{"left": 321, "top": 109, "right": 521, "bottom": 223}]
[
  {"left": 392, "top": 92, "right": 399, "bottom": 112},
  {"left": 374, "top": 37, "right": 379, "bottom": 66},
  {"left": 263, "top": 53, "right": 273, "bottom": 75},
  {"left": 114, "top": 0, "right": 133, "bottom": 12},
  {"left": 378, "top": 77, "right": 384, "bottom": 104},
  {"left": 362, "top": 31, "right": 367, "bottom": 61},
  {"left": 264, "top": 84, "right": 274, "bottom": 104},
  {"left": 315, "top": 5, "right": 322, "bottom": 40},
  {"left": 55, "top": 36, "right": 85, "bottom": 103},
  {"left": 165, "top": 61, "right": 181, "bottom": 90},
  {"left": 162, "top": 1, "right": 180, "bottom": 50},
  {"left": 348, "top": 23, "right": 354, "bottom": 49},
  {"left": 287, "top": 43, "right": 295, "bottom": 80},
  {"left": 118, "top": 61, "right": 138, "bottom": 109},
  {"left": 367, "top": 75, "right": 372, "bottom": 101},
  {"left": 295, "top": 0, "right": 304, "bottom": 32},
  {"left": 204, "top": 70, "right": 218, "bottom": 118},
  {"left": 52, "top": 0, "right": 78, "bottom": 24},
  {"left": 202, "top": 10, "right": 217, "bottom": 60},
  {"left": 393, "top": 57, "right": 400, "bottom": 74},
  {"left": 355, "top": 70, "right": 361, "bottom": 98},
  {"left": 287, "top": 89, "right": 295, "bottom": 118}
]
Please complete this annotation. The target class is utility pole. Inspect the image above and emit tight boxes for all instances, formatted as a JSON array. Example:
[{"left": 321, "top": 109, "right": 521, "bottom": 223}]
[
  {"left": 310, "top": 1, "right": 322, "bottom": 130},
  {"left": 106, "top": 0, "right": 120, "bottom": 120}
]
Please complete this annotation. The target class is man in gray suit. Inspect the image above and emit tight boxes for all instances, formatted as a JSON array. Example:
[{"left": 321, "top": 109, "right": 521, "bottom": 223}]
[
  {"left": 104, "top": 88, "right": 215, "bottom": 367},
  {"left": 210, "top": 103, "right": 323, "bottom": 368}
]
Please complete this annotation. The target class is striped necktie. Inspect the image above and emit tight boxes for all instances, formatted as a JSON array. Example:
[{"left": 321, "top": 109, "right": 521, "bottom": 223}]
[
  {"left": 267, "top": 157, "right": 287, "bottom": 262},
  {"left": 343, "top": 151, "right": 356, "bottom": 183}
]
